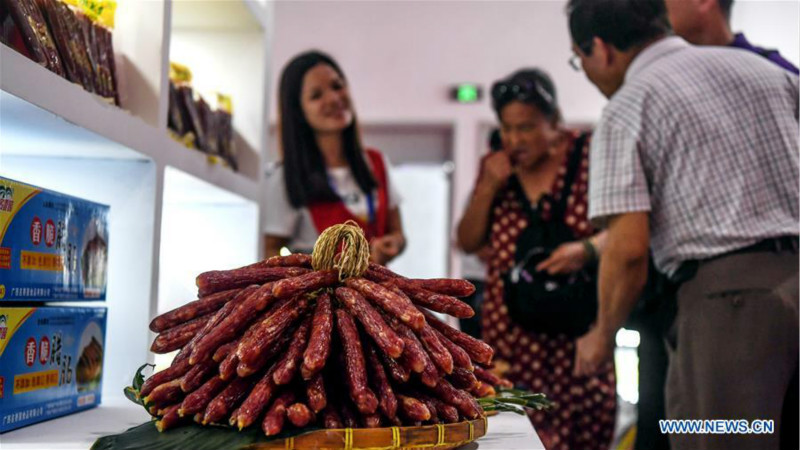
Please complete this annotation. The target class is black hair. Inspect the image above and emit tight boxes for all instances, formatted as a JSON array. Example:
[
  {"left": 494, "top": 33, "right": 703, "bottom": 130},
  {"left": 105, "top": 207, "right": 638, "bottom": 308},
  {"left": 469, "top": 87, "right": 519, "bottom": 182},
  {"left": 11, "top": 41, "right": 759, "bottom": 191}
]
[
  {"left": 490, "top": 68, "right": 561, "bottom": 123},
  {"left": 567, "top": 0, "right": 671, "bottom": 54},
  {"left": 718, "top": 0, "right": 733, "bottom": 20},
  {"left": 278, "top": 50, "right": 376, "bottom": 208},
  {"left": 488, "top": 128, "right": 503, "bottom": 152}
]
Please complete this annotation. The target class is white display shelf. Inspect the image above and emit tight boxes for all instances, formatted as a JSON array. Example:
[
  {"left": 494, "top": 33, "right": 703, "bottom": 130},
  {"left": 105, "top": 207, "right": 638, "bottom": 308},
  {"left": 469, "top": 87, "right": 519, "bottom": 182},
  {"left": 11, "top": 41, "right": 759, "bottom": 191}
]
[
  {"left": 0, "top": 45, "right": 155, "bottom": 159},
  {"left": 0, "top": 0, "right": 273, "bottom": 429},
  {"left": 0, "top": 45, "right": 260, "bottom": 203},
  {"left": 0, "top": 398, "right": 544, "bottom": 450}
]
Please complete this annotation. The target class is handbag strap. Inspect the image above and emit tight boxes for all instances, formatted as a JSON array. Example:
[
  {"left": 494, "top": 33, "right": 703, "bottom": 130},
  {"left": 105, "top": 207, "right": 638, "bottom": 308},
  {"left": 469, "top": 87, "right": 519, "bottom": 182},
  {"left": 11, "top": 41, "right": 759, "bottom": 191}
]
[{"left": 551, "top": 132, "right": 589, "bottom": 222}]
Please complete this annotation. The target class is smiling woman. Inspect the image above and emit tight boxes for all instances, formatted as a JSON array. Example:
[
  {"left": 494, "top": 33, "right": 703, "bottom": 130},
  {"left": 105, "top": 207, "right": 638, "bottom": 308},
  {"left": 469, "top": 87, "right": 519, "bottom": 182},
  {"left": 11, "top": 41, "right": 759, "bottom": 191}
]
[{"left": 263, "top": 51, "right": 406, "bottom": 264}]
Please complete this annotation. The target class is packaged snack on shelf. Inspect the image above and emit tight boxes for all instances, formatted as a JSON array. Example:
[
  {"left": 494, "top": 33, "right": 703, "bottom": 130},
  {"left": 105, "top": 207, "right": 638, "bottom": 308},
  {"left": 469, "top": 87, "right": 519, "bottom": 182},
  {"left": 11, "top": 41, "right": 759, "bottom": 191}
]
[
  {"left": 38, "top": 0, "right": 96, "bottom": 93},
  {"left": 0, "top": 306, "right": 107, "bottom": 433},
  {"left": 167, "top": 81, "right": 188, "bottom": 136},
  {"left": 167, "top": 62, "right": 238, "bottom": 170},
  {"left": 1, "top": 0, "right": 119, "bottom": 104},
  {"left": 216, "top": 93, "right": 238, "bottom": 171},
  {"left": 91, "top": 20, "right": 118, "bottom": 103},
  {"left": 2, "top": 0, "right": 66, "bottom": 76},
  {"left": 198, "top": 96, "right": 219, "bottom": 155},
  {"left": 0, "top": 177, "right": 109, "bottom": 301},
  {"left": 178, "top": 84, "right": 209, "bottom": 151}
]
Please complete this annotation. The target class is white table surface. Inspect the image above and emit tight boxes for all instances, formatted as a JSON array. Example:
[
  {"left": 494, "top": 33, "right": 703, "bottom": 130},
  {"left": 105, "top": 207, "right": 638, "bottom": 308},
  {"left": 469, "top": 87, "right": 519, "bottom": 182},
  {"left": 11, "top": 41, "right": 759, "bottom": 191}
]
[{"left": 1, "top": 396, "right": 544, "bottom": 449}]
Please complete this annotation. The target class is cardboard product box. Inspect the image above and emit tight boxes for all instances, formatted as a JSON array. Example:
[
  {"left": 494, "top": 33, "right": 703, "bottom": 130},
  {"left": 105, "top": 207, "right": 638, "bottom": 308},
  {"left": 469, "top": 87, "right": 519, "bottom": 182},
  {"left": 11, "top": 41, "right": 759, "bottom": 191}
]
[
  {"left": 0, "top": 177, "right": 109, "bottom": 301},
  {"left": 0, "top": 306, "right": 107, "bottom": 433}
]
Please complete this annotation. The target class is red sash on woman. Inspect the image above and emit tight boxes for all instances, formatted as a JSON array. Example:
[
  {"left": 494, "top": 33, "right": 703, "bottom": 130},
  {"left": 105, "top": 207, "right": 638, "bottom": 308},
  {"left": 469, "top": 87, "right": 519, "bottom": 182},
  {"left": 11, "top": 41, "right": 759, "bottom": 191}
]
[{"left": 307, "top": 149, "right": 389, "bottom": 242}]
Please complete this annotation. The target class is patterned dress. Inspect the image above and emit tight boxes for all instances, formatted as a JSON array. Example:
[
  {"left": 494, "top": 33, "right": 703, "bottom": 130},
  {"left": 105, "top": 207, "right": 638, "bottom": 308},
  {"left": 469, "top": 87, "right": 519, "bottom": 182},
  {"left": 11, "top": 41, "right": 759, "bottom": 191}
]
[{"left": 479, "top": 131, "right": 617, "bottom": 450}]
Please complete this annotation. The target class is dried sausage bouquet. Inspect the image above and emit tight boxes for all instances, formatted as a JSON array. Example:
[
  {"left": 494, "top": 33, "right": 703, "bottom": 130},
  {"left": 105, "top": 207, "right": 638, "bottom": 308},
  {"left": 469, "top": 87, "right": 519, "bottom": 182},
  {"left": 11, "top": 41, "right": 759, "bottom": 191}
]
[{"left": 137, "top": 223, "right": 516, "bottom": 436}]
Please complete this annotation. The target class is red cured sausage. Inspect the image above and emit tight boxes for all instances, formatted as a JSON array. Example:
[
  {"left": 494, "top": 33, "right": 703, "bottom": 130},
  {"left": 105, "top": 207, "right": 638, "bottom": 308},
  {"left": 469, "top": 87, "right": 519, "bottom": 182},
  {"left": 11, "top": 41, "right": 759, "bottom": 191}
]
[
  {"left": 271, "top": 270, "right": 338, "bottom": 299},
  {"left": 301, "top": 292, "right": 333, "bottom": 380},
  {"left": 474, "top": 365, "right": 513, "bottom": 388},
  {"left": 188, "top": 285, "right": 266, "bottom": 365},
  {"left": 272, "top": 315, "right": 312, "bottom": 385},
  {"left": 155, "top": 404, "right": 186, "bottom": 432},
  {"left": 431, "top": 328, "right": 473, "bottom": 371},
  {"left": 144, "top": 379, "right": 183, "bottom": 408},
  {"left": 336, "top": 287, "right": 404, "bottom": 358},
  {"left": 449, "top": 367, "right": 479, "bottom": 390},
  {"left": 364, "top": 341, "right": 398, "bottom": 420},
  {"left": 335, "top": 309, "right": 379, "bottom": 415},
  {"left": 149, "top": 288, "right": 240, "bottom": 332},
  {"left": 322, "top": 404, "right": 343, "bottom": 429},
  {"left": 389, "top": 279, "right": 474, "bottom": 318},
  {"left": 286, "top": 402, "right": 314, "bottom": 428},
  {"left": 236, "top": 365, "right": 278, "bottom": 430},
  {"left": 417, "top": 322, "right": 454, "bottom": 375},
  {"left": 407, "top": 279, "right": 475, "bottom": 297},
  {"left": 344, "top": 278, "right": 425, "bottom": 331},
  {"left": 236, "top": 296, "right": 310, "bottom": 377},
  {"left": 196, "top": 267, "right": 309, "bottom": 296},
  {"left": 179, "top": 375, "right": 227, "bottom": 417},
  {"left": 262, "top": 390, "right": 296, "bottom": 436},
  {"left": 140, "top": 358, "right": 191, "bottom": 398},
  {"left": 306, "top": 372, "right": 327, "bottom": 413},
  {"left": 180, "top": 360, "right": 215, "bottom": 393},
  {"left": 263, "top": 253, "right": 312, "bottom": 268},
  {"left": 421, "top": 309, "right": 493, "bottom": 365},
  {"left": 396, "top": 394, "right": 431, "bottom": 422},
  {"left": 430, "top": 379, "right": 482, "bottom": 419},
  {"left": 202, "top": 376, "right": 254, "bottom": 424}
]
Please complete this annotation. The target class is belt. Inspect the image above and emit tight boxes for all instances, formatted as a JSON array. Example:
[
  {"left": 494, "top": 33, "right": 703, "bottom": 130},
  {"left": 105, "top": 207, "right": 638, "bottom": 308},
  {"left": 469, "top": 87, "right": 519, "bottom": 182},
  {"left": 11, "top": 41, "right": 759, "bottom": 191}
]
[{"left": 670, "top": 236, "right": 799, "bottom": 284}]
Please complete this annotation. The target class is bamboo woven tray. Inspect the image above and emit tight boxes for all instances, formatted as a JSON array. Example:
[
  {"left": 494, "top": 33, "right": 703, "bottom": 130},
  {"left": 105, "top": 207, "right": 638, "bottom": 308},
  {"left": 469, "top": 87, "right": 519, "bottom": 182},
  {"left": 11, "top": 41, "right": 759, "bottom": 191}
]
[
  {"left": 248, "top": 417, "right": 488, "bottom": 450},
  {"left": 92, "top": 416, "right": 489, "bottom": 450}
]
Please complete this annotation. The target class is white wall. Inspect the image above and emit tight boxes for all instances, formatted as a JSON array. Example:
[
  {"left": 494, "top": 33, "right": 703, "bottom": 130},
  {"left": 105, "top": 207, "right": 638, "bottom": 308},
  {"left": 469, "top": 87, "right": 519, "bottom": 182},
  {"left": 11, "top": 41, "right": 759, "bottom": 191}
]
[
  {"left": 387, "top": 165, "right": 451, "bottom": 279},
  {"left": 732, "top": 0, "right": 800, "bottom": 67},
  {"left": 271, "top": 0, "right": 800, "bottom": 275}
]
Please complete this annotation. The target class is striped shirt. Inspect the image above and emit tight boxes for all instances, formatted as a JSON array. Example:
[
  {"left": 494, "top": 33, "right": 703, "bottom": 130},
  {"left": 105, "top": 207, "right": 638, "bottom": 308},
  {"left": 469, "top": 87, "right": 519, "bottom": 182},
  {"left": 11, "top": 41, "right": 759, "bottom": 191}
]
[{"left": 588, "top": 36, "right": 799, "bottom": 276}]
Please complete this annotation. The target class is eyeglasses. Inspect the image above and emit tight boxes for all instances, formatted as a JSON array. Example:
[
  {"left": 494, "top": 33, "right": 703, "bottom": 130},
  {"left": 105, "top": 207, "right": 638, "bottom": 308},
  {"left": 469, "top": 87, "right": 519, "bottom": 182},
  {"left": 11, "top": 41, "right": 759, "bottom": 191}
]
[
  {"left": 491, "top": 79, "right": 555, "bottom": 111},
  {"left": 569, "top": 40, "right": 593, "bottom": 72},
  {"left": 569, "top": 53, "right": 582, "bottom": 72}
]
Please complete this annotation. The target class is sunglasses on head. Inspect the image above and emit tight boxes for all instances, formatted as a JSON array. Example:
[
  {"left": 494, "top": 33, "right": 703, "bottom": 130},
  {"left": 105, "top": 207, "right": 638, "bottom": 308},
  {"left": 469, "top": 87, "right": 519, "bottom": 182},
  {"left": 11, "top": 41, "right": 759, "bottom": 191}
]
[{"left": 491, "top": 79, "right": 555, "bottom": 111}]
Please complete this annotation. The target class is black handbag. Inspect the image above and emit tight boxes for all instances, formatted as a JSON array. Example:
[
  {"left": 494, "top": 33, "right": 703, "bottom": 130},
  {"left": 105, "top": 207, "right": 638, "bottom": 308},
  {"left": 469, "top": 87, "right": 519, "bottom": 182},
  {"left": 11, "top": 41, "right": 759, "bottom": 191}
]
[{"left": 501, "top": 133, "right": 598, "bottom": 337}]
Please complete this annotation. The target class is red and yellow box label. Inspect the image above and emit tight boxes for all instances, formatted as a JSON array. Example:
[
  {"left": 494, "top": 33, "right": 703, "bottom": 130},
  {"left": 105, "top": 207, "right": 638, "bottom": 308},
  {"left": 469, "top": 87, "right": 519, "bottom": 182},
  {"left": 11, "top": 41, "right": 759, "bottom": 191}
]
[
  {"left": 13, "top": 370, "right": 59, "bottom": 395},
  {"left": 0, "top": 247, "right": 10, "bottom": 269},
  {"left": 19, "top": 251, "right": 64, "bottom": 272}
]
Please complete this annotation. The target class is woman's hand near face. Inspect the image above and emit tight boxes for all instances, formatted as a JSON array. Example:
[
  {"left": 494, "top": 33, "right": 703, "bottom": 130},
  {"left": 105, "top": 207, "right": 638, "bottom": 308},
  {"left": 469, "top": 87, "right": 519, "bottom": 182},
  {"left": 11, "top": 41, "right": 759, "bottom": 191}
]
[
  {"left": 479, "top": 151, "right": 513, "bottom": 193},
  {"left": 535, "top": 241, "right": 589, "bottom": 275}
]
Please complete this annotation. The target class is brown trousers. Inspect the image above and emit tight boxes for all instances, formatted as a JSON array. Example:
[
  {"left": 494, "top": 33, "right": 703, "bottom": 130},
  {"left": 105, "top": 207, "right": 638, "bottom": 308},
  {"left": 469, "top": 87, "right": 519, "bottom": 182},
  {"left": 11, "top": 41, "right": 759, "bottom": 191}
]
[{"left": 665, "top": 251, "right": 798, "bottom": 450}]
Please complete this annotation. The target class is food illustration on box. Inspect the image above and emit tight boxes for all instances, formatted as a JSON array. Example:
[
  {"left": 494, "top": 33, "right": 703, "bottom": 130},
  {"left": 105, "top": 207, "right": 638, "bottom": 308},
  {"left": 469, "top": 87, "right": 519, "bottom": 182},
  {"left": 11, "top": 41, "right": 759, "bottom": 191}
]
[
  {"left": 0, "top": 306, "right": 107, "bottom": 433},
  {"left": 95, "top": 222, "right": 550, "bottom": 450},
  {"left": 0, "top": 177, "right": 109, "bottom": 301},
  {"left": 75, "top": 321, "right": 104, "bottom": 388}
]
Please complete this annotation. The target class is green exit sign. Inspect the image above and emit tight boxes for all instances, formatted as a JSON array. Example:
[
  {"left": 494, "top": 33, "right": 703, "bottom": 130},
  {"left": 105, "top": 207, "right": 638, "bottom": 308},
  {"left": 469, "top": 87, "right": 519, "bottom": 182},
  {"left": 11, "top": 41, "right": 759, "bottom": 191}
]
[{"left": 450, "top": 84, "right": 483, "bottom": 103}]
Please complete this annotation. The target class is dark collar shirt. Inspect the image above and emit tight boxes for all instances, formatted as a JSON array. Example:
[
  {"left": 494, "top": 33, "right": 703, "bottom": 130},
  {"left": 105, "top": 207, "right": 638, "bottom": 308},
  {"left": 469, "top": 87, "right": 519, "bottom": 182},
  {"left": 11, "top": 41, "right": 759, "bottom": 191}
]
[
  {"left": 588, "top": 36, "right": 799, "bottom": 276},
  {"left": 730, "top": 32, "right": 799, "bottom": 75}
]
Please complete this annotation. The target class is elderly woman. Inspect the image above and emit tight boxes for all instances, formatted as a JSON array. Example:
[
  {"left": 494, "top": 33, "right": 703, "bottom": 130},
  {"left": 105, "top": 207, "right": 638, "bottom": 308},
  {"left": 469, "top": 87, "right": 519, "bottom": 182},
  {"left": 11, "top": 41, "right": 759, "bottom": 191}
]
[{"left": 457, "top": 68, "right": 615, "bottom": 450}]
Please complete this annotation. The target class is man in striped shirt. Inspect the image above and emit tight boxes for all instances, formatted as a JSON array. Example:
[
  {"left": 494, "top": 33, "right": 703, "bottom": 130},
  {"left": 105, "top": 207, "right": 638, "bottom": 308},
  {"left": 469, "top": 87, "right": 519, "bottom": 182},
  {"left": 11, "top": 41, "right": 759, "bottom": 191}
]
[{"left": 566, "top": 1, "right": 799, "bottom": 449}]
